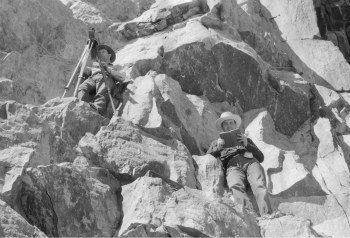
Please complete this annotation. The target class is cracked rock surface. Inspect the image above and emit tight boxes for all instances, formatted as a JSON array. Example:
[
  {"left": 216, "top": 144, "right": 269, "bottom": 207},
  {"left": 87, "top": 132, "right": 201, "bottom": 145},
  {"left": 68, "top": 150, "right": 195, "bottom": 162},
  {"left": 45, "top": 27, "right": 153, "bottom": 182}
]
[{"left": 1, "top": 0, "right": 350, "bottom": 237}]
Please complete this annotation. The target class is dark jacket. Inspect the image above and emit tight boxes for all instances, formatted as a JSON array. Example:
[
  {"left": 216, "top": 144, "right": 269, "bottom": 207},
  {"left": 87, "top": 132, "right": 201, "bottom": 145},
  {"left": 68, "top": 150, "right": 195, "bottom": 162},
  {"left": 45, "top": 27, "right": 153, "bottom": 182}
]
[{"left": 206, "top": 137, "right": 264, "bottom": 169}]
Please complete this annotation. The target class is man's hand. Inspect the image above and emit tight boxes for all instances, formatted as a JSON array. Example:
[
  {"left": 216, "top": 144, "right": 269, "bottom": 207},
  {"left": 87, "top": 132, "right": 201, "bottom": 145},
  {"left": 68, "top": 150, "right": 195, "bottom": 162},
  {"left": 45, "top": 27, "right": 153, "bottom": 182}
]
[
  {"left": 217, "top": 138, "right": 225, "bottom": 150},
  {"left": 238, "top": 133, "right": 248, "bottom": 147},
  {"left": 100, "top": 62, "right": 109, "bottom": 72},
  {"left": 105, "top": 77, "right": 114, "bottom": 89}
]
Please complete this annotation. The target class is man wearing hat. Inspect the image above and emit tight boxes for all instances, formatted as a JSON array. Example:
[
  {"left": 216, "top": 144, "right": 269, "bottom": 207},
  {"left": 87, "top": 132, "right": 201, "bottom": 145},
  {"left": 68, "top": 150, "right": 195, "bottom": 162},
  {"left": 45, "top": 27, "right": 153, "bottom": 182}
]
[
  {"left": 207, "top": 111, "right": 272, "bottom": 216},
  {"left": 78, "top": 44, "right": 126, "bottom": 114}
]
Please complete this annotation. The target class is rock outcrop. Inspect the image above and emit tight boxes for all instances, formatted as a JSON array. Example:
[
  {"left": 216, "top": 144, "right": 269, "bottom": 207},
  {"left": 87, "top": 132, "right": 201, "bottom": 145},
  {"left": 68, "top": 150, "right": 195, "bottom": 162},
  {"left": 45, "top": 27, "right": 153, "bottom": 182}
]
[
  {"left": 0, "top": 0, "right": 86, "bottom": 104},
  {"left": 20, "top": 162, "right": 122, "bottom": 237},
  {"left": 271, "top": 193, "right": 350, "bottom": 237},
  {"left": 120, "top": 176, "right": 261, "bottom": 237},
  {"left": 1, "top": 0, "right": 350, "bottom": 237},
  {"left": 78, "top": 116, "right": 198, "bottom": 188},
  {"left": 0, "top": 98, "right": 108, "bottom": 206},
  {"left": 0, "top": 199, "right": 46, "bottom": 237}
]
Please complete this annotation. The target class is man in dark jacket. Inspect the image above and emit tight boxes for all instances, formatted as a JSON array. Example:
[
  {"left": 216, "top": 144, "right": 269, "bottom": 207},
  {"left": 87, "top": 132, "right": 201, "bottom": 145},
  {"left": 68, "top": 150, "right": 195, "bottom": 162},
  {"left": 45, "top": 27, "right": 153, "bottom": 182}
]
[
  {"left": 207, "top": 111, "right": 272, "bottom": 216},
  {"left": 78, "top": 44, "right": 126, "bottom": 114}
]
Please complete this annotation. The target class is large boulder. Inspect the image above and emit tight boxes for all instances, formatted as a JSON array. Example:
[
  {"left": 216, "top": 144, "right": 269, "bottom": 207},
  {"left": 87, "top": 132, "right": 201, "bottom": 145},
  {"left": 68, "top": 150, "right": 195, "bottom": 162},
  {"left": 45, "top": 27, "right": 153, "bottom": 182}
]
[
  {"left": 119, "top": 71, "right": 235, "bottom": 155},
  {"left": 245, "top": 107, "right": 350, "bottom": 197},
  {"left": 259, "top": 214, "right": 321, "bottom": 237},
  {"left": 259, "top": 0, "right": 350, "bottom": 90},
  {"left": 78, "top": 116, "right": 198, "bottom": 188},
  {"left": 0, "top": 146, "right": 35, "bottom": 207},
  {"left": 313, "top": 118, "right": 350, "bottom": 194},
  {"left": 0, "top": 98, "right": 108, "bottom": 165},
  {"left": 20, "top": 162, "right": 122, "bottom": 237},
  {"left": 206, "top": 0, "right": 292, "bottom": 67},
  {"left": 119, "top": 176, "right": 261, "bottom": 237},
  {"left": 0, "top": 98, "right": 108, "bottom": 208},
  {"left": 114, "top": 0, "right": 209, "bottom": 41},
  {"left": 244, "top": 109, "right": 319, "bottom": 197},
  {"left": 1, "top": 0, "right": 350, "bottom": 237},
  {"left": 115, "top": 19, "right": 312, "bottom": 136},
  {"left": 0, "top": 199, "right": 46, "bottom": 237},
  {"left": 272, "top": 194, "right": 350, "bottom": 237},
  {"left": 60, "top": 0, "right": 155, "bottom": 24},
  {"left": 193, "top": 154, "right": 225, "bottom": 195}
]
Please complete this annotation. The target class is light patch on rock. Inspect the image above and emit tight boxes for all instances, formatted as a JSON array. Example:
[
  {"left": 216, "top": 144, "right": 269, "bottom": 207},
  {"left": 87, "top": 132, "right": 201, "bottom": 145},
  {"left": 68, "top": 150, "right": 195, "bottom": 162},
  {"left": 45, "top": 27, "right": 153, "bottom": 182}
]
[
  {"left": 193, "top": 154, "right": 225, "bottom": 195},
  {"left": 342, "top": 93, "right": 350, "bottom": 105},
  {"left": 79, "top": 117, "right": 198, "bottom": 188},
  {"left": 122, "top": 74, "right": 161, "bottom": 126},
  {"left": 259, "top": 214, "right": 321, "bottom": 237},
  {"left": 244, "top": 109, "right": 310, "bottom": 196},
  {"left": 260, "top": 0, "right": 350, "bottom": 90},
  {"left": 272, "top": 194, "right": 350, "bottom": 237},
  {"left": 314, "top": 85, "right": 341, "bottom": 107},
  {"left": 119, "top": 176, "right": 260, "bottom": 237},
  {"left": 0, "top": 146, "right": 34, "bottom": 204},
  {"left": 313, "top": 118, "right": 350, "bottom": 194}
]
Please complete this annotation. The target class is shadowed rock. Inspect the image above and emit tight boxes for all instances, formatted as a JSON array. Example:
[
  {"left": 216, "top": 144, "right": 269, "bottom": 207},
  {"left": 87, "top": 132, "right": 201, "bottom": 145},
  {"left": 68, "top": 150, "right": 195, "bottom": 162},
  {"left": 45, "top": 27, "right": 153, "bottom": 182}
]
[
  {"left": 20, "top": 163, "right": 122, "bottom": 237},
  {"left": 0, "top": 199, "right": 46, "bottom": 237}
]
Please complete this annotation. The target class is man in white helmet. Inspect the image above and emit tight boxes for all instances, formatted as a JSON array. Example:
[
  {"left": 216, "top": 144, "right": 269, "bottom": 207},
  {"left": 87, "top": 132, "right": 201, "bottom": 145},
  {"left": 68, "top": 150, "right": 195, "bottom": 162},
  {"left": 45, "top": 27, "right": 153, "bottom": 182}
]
[{"left": 207, "top": 111, "right": 272, "bottom": 217}]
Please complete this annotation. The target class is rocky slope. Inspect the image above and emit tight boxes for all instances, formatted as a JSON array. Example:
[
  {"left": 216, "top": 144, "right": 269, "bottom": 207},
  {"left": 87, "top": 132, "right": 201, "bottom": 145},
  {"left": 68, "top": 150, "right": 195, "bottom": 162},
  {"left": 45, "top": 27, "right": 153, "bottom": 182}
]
[{"left": 1, "top": 0, "right": 350, "bottom": 237}]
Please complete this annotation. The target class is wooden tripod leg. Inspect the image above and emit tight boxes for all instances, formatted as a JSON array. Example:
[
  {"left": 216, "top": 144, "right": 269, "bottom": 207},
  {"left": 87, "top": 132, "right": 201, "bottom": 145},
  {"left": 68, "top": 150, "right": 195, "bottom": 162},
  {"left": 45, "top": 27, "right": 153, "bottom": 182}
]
[
  {"left": 73, "top": 41, "right": 94, "bottom": 97},
  {"left": 62, "top": 44, "right": 89, "bottom": 98}
]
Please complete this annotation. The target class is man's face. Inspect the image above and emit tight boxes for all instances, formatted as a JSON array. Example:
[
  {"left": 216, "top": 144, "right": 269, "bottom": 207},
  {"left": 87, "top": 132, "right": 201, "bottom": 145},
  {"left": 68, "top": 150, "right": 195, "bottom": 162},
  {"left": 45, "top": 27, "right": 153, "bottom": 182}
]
[
  {"left": 221, "top": 119, "right": 237, "bottom": 132},
  {"left": 98, "top": 49, "right": 111, "bottom": 63}
]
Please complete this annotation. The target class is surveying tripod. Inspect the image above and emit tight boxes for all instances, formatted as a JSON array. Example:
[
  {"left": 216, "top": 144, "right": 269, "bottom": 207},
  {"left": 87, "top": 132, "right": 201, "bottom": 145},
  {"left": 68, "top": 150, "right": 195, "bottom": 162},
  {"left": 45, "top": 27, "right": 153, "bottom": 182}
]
[{"left": 61, "top": 28, "right": 116, "bottom": 113}]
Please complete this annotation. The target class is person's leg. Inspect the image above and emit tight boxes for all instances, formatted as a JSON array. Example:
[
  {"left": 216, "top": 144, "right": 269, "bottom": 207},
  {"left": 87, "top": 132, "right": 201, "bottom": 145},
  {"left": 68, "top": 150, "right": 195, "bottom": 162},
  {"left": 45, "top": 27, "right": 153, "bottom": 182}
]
[
  {"left": 246, "top": 161, "right": 272, "bottom": 216},
  {"left": 92, "top": 78, "right": 108, "bottom": 114},
  {"left": 226, "top": 166, "right": 254, "bottom": 211},
  {"left": 77, "top": 77, "right": 95, "bottom": 102}
]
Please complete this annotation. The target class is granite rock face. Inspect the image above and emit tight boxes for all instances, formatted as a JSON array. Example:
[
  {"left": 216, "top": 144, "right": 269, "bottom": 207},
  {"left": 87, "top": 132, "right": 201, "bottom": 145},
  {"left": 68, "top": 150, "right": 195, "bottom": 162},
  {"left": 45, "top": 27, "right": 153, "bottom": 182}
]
[
  {"left": 258, "top": 214, "right": 321, "bottom": 237},
  {"left": 244, "top": 108, "right": 350, "bottom": 197},
  {"left": 0, "top": 199, "right": 47, "bottom": 238},
  {"left": 1, "top": 0, "right": 350, "bottom": 237},
  {"left": 119, "top": 71, "right": 235, "bottom": 155},
  {"left": 119, "top": 176, "right": 261, "bottom": 237},
  {"left": 314, "top": 0, "right": 350, "bottom": 62},
  {"left": 78, "top": 116, "right": 198, "bottom": 188},
  {"left": 20, "top": 163, "right": 122, "bottom": 237},
  {"left": 115, "top": 19, "right": 312, "bottom": 137},
  {"left": 259, "top": 0, "right": 350, "bottom": 90},
  {"left": 193, "top": 154, "right": 225, "bottom": 195},
  {"left": 60, "top": 0, "right": 155, "bottom": 25},
  {"left": 0, "top": 98, "right": 108, "bottom": 208},
  {"left": 272, "top": 194, "right": 350, "bottom": 237},
  {"left": 0, "top": 0, "right": 86, "bottom": 104}
]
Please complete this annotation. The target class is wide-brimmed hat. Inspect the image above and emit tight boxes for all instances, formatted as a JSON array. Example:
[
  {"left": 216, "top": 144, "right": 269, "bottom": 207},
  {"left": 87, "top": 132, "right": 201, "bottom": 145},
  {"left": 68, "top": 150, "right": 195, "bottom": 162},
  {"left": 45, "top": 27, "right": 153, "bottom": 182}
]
[
  {"left": 215, "top": 111, "right": 242, "bottom": 131},
  {"left": 97, "top": 44, "right": 116, "bottom": 63}
]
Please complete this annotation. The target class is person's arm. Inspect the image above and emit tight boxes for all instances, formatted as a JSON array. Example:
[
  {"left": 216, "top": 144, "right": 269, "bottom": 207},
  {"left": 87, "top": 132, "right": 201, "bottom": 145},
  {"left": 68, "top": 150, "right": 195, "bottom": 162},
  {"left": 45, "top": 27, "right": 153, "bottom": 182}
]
[
  {"left": 246, "top": 138, "right": 264, "bottom": 162},
  {"left": 206, "top": 140, "right": 221, "bottom": 158},
  {"left": 99, "top": 61, "right": 127, "bottom": 82},
  {"left": 106, "top": 67, "right": 126, "bottom": 82}
]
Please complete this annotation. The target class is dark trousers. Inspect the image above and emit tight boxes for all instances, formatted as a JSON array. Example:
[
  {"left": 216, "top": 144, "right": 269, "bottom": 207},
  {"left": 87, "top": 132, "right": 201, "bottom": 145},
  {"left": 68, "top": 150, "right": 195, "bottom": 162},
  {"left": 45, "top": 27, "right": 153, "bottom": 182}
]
[
  {"left": 77, "top": 75, "right": 108, "bottom": 114},
  {"left": 226, "top": 155, "right": 272, "bottom": 216}
]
